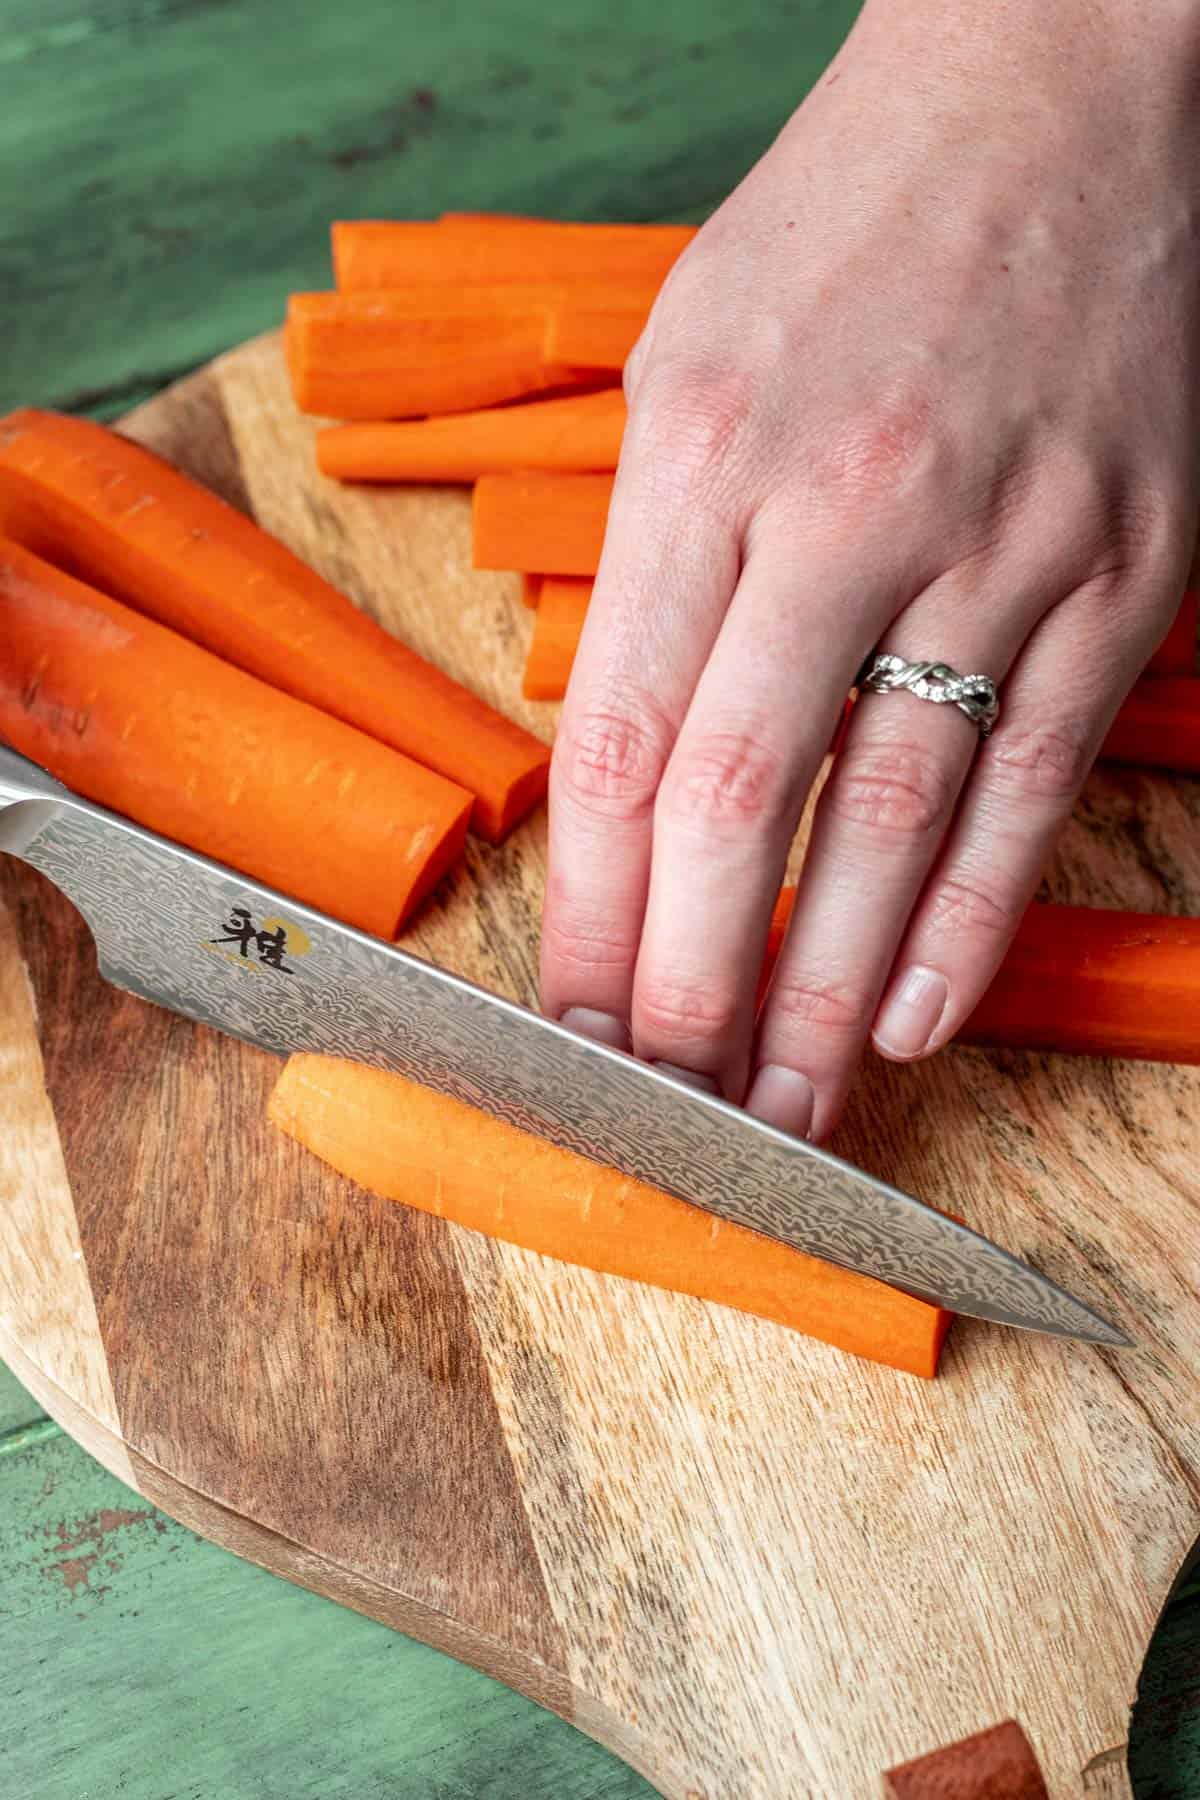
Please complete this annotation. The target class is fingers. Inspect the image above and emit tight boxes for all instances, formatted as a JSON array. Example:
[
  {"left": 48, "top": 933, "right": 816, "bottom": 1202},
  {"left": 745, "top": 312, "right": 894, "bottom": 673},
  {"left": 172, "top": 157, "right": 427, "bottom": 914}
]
[
  {"left": 540, "top": 374, "right": 746, "bottom": 1047},
  {"left": 752, "top": 595, "right": 1037, "bottom": 1140},
  {"left": 870, "top": 579, "right": 1163, "bottom": 1063},
  {"left": 627, "top": 533, "right": 882, "bottom": 1100}
]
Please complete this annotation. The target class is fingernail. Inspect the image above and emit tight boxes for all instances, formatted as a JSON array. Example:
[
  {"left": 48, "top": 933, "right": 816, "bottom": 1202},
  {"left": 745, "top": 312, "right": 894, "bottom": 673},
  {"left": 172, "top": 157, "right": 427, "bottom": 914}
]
[
  {"left": 559, "top": 1007, "right": 631, "bottom": 1052},
  {"left": 746, "top": 1064, "right": 815, "bottom": 1138},
  {"left": 651, "top": 1060, "right": 721, "bottom": 1095},
  {"left": 873, "top": 965, "right": 950, "bottom": 1060}
]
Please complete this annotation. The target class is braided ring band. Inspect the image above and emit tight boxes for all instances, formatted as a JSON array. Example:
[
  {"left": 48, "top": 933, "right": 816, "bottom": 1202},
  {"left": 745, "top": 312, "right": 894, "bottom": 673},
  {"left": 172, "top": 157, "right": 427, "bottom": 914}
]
[{"left": 855, "top": 652, "right": 1000, "bottom": 737}]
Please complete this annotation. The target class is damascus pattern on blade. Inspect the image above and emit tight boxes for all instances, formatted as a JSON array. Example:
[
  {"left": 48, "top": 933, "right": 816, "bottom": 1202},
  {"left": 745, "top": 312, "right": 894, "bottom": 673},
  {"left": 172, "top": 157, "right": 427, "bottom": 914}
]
[{"left": 13, "top": 799, "right": 1122, "bottom": 1341}]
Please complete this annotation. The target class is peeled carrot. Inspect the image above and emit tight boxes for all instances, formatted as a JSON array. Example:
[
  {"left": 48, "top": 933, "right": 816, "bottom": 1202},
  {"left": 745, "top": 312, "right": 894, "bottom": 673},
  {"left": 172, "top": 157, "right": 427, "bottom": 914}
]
[
  {"left": 0, "top": 539, "right": 470, "bottom": 936},
  {"left": 285, "top": 289, "right": 580, "bottom": 420},
  {"left": 1146, "top": 589, "right": 1198, "bottom": 676},
  {"left": 473, "top": 472, "right": 613, "bottom": 576},
  {"left": 333, "top": 217, "right": 695, "bottom": 293},
  {"left": 520, "top": 574, "right": 543, "bottom": 609},
  {"left": 269, "top": 1054, "right": 951, "bottom": 1377},
  {"left": 1101, "top": 677, "right": 1200, "bottom": 775},
  {"left": 0, "top": 409, "right": 549, "bottom": 841},
  {"left": 762, "top": 888, "right": 1200, "bottom": 1063},
  {"left": 523, "top": 578, "right": 593, "bottom": 699},
  {"left": 542, "top": 283, "right": 658, "bottom": 371},
  {"left": 317, "top": 389, "right": 625, "bottom": 483}
]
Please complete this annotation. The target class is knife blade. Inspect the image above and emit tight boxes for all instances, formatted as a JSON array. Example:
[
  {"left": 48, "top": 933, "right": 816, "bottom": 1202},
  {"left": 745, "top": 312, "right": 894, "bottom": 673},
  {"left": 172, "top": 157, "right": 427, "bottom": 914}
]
[{"left": 0, "top": 745, "right": 1129, "bottom": 1345}]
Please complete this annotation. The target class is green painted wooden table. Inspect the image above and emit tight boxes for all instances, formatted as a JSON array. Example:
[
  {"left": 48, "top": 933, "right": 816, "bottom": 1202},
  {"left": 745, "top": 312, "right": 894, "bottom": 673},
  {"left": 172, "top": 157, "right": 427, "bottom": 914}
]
[{"left": 0, "top": 3, "right": 1197, "bottom": 1794}]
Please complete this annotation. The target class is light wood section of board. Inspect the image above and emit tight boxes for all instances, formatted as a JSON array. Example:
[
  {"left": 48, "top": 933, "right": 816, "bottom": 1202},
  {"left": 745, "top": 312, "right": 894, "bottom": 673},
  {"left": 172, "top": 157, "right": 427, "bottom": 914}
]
[{"left": 0, "top": 334, "right": 1194, "bottom": 1797}]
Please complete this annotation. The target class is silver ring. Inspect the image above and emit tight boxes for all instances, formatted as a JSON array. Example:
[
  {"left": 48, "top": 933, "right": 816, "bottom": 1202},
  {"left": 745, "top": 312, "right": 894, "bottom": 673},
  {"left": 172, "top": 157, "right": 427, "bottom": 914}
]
[{"left": 855, "top": 652, "right": 1000, "bottom": 737}]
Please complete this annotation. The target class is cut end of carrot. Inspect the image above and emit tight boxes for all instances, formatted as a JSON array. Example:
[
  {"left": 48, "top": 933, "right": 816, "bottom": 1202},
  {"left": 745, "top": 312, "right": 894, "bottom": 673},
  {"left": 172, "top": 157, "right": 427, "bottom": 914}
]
[
  {"left": 269, "top": 1054, "right": 952, "bottom": 1378},
  {"left": 522, "top": 576, "right": 592, "bottom": 700},
  {"left": 472, "top": 471, "right": 613, "bottom": 576}
]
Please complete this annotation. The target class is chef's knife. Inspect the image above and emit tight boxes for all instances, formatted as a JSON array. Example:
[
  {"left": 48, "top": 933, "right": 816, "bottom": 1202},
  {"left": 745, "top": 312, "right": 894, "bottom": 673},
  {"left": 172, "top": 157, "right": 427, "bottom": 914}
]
[{"left": 0, "top": 745, "right": 1129, "bottom": 1345}]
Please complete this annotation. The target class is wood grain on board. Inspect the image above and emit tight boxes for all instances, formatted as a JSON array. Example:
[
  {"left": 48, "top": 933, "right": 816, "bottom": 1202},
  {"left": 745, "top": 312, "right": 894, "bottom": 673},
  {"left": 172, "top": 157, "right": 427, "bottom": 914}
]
[{"left": 1, "top": 333, "right": 1198, "bottom": 1798}]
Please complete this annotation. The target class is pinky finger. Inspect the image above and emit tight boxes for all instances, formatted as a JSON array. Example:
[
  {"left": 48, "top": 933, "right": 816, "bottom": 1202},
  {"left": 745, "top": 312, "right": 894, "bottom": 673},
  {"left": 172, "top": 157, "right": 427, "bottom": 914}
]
[{"left": 870, "top": 589, "right": 1157, "bottom": 1063}]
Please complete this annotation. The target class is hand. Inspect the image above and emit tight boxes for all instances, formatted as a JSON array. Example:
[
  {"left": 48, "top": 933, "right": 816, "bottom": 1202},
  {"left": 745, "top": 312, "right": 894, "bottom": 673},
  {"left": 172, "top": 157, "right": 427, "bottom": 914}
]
[{"left": 541, "top": 0, "right": 1200, "bottom": 1140}]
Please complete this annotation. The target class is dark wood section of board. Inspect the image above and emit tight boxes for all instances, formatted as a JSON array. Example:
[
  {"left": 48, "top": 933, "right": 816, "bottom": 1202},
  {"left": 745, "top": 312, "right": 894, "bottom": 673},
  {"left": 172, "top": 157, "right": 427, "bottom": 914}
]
[{"left": 1, "top": 855, "right": 567, "bottom": 1676}]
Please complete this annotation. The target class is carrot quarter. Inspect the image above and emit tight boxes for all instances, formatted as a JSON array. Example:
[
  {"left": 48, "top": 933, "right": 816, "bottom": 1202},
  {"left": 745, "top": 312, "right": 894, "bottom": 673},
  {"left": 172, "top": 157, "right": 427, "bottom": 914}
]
[
  {"left": 0, "top": 539, "right": 470, "bottom": 936},
  {"left": 472, "top": 471, "right": 613, "bottom": 576},
  {"left": 269, "top": 1054, "right": 952, "bottom": 1378},
  {"left": 317, "top": 389, "right": 625, "bottom": 484},
  {"left": 333, "top": 217, "right": 695, "bottom": 292},
  {"left": 0, "top": 409, "right": 549, "bottom": 841},
  {"left": 542, "top": 284, "right": 658, "bottom": 372},
  {"left": 522, "top": 577, "right": 592, "bottom": 700}
]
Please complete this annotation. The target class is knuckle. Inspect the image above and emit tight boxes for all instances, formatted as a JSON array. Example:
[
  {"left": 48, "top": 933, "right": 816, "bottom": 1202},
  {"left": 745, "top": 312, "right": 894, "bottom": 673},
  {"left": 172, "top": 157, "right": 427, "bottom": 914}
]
[
  {"left": 637, "top": 973, "right": 741, "bottom": 1047},
  {"left": 804, "top": 378, "right": 941, "bottom": 512},
  {"left": 552, "top": 700, "right": 671, "bottom": 821},
  {"left": 766, "top": 968, "right": 866, "bottom": 1035},
  {"left": 630, "top": 358, "right": 753, "bottom": 496},
  {"left": 825, "top": 742, "right": 956, "bottom": 841},
  {"left": 925, "top": 873, "right": 1014, "bottom": 940},
  {"left": 986, "top": 719, "right": 1092, "bottom": 803},
  {"left": 541, "top": 911, "right": 640, "bottom": 978},
  {"left": 660, "top": 727, "right": 792, "bottom": 835}
]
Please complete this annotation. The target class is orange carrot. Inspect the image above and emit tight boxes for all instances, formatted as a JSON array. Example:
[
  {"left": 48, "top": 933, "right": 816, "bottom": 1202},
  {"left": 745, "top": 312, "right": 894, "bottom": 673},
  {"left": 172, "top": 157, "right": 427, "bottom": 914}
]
[
  {"left": 333, "top": 216, "right": 695, "bottom": 292},
  {"left": 761, "top": 888, "right": 1200, "bottom": 1063},
  {"left": 0, "top": 409, "right": 549, "bottom": 841},
  {"left": 317, "top": 389, "right": 625, "bottom": 483},
  {"left": 1146, "top": 589, "right": 1198, "bottom": 676},
  {"left": 268, "top": 1054, "right": 951, "bottom": 1377},
  {"left": 473, "top": 471, "right": 613, "bottom": 576},
  {"left": 1101, "top": 677, "right": 1200, "bottom": 775},
  {"left": 520, "top": 574, "right": 543, "bottom": 609},
  {"left": 523, "top": 578, "right": 593, "bottom": 699},
  {"left": 0, "top": 539, "right": 470, "bottom": 936},
  {"left": 542, "top": 283, "right": 658, "bottom": 371},
  {"left": 285, "top": 289, "right": 583, "bottom": 420}
]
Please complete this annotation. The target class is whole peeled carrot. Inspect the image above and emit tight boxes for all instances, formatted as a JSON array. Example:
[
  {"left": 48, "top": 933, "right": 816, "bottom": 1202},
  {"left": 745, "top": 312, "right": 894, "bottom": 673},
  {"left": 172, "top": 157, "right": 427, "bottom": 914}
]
[
  {"left": 761, "top": 889, "right": 1200, "bottom": 1063},
  {"left": 285, "top": 288, "right": 583, "bottom": 420},
  {"left": 269, "top": 1054, "right": 951, "bottom": 1378},
  {"left": 317, "top": 389, "right": 625, "bottom": 483},
  {"left": 332, "top": 216, "right": 695, "bottom": 293},
  {"left": 1101, "top": 676, "right": 1200, "bottom": 775},
  {"left": 0, "top": 409, "right": 549, "bottom": 842},
  {"left": 473, "top": 472, "right": 613, "bottom": 577},
  {"left": 522, "top": 578, "right": 593, "bottom": 699},
  {"left": 0, "top": 539, "right": 470, "bottom": 937}
]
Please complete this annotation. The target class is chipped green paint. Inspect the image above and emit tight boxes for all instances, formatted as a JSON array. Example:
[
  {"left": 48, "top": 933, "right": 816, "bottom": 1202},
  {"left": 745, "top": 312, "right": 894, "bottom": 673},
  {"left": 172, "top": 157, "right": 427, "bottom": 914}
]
[{"left": 0, "top": 0, "right": 1197, "bottom": 1792}]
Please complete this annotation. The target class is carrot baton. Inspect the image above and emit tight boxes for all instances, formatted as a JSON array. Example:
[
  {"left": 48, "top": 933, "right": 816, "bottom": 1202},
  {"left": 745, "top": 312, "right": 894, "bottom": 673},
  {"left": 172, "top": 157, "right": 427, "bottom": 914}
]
[
  {"left": 1145, "top": 589, "right": 1198, "bottom": 676},
  {"left": 0, "top": 409, "right": 549, "bottom": 841},
  {"left": 473, "top": 471, "right": 613, "bottom": 576},
  {"left": 317, "top": 389, "right": 626, "bottom": 483},
  {"left": 0, "top": 540, "right": 471, "bottom": 937},
  {"left": 542, "top": 284, "right": 658, "bottom": 372},
  {"left": 761, "top": 889, "right": 1200, "bottom": 1063},
  {"left": 286, "top": 289, "right": 579, "bottom": 420},
  {"left": 333, "top": 217, "right": 695, "bottom": 292},
  {"left": 522, "top": 578, "right": 593, "bottom": 699},
  {"left": 520, "top": 574, "right": 543, "bottom": 609},
  {"left": 269, "top": 1054, "right": 952, "bottom": 1378}
]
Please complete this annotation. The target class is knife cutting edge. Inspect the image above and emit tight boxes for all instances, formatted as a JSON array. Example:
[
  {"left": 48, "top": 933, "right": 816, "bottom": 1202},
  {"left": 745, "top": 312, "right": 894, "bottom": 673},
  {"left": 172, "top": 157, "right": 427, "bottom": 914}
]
[{"left": 0, "top": 744, "right": 1130, "bottom": 1346}]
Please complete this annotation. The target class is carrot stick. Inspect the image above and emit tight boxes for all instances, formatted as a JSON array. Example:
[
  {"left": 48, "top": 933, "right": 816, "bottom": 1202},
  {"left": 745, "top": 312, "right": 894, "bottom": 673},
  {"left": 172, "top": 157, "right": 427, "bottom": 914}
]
[
  {"left": 473, "top": 472, "right": 613, "bottom": 576},
  {"left": 542, "top": 284, "right": 658, "bottom": 371},
  {"left": 285, "top": 289, "right": 581, "bottom": 420},
  {"left": 0, "top": 408, "right": 549, "bottom": 842},
  {"left": 520, "top": 574, "right": 543, "bottom": 609},
  {"left": 1101, "top": 677, "right": 1200, "bottom": 775},
  {"left": 317, "top": 389, "right": 626, "bottom": 483},
  {"left": 1146, "top": 589, "right": 1198, "bottom": 676},
  {"left": 523, "top": 578, "right": 593, "bottom": 699},
  {"left": 0, "top": 539, "right": 470, "bottom": 936},
  {"left": 333, "top": 217, "right": 695, "bottom": 292},
  {"left": 268, "top": 1054, "right": 952, "bottom": 1378},
  {"left": 761, "top": 889, "right": 1200, "bottom": 1063}
]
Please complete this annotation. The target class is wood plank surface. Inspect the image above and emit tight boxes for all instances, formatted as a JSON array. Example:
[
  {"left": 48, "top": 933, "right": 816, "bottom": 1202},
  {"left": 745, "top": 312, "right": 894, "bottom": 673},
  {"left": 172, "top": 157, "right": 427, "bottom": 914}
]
[{"left": 1, "top": 333, "right": 1199, "bottom": 1797}]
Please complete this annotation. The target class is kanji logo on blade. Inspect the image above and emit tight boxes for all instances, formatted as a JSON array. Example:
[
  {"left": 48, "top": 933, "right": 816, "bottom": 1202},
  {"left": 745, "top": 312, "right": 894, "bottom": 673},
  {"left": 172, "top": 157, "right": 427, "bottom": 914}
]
[{"left": 207, "top": 907, "right": 312, "bottom": 975}]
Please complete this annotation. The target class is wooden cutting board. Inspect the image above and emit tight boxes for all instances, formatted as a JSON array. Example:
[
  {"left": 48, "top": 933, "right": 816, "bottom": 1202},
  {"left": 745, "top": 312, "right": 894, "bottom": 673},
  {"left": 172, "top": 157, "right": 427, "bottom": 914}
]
[{"left": 2, "top": 335, "right": 1198, "bottom": 1800}]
